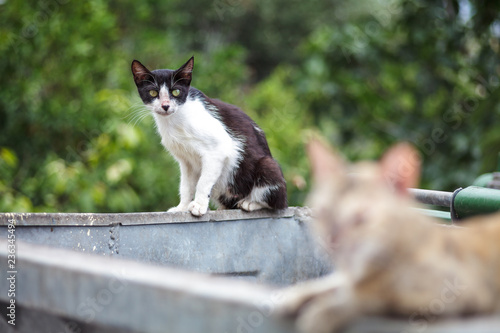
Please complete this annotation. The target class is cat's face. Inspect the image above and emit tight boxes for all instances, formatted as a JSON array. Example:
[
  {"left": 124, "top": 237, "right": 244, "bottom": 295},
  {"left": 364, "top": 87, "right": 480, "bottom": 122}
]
[
  {"left": 306, "top": 138, "right": 421, "bottom": 256},
  {"left": 131, "top": 57, "right": 194, "bottom": 116}
]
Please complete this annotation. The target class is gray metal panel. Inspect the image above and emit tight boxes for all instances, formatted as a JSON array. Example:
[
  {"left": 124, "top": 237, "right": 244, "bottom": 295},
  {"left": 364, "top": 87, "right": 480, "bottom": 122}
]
[
  {"left": 0, "top": 239, "right": 298, "bottom": 333},
  {"left": 116, "top": 216, "right": 331, "bottom": 285},
  {"left": 2, "top": 225, "right": 112, "bottom": 255},
  {"left": 1, "top": 241, "right": 500, "bottom": 333},
  {"left": 0, "top": 208, "right": 332, "bottom": 286},
  {"left": 0, "top": 208, "right": 296, "bottom": 226},
  {"left": 1, "top": 210, "right": 499, "bottom": 332}
]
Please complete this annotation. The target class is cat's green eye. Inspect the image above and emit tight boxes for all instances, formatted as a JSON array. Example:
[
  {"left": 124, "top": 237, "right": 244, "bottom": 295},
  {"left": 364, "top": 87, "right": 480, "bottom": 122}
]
[
  {"left": 149, "top": 90, "right": 158, "bottom": 97},
  {"left": 172, "top": 89, "right": 180, "bottom": 97}
]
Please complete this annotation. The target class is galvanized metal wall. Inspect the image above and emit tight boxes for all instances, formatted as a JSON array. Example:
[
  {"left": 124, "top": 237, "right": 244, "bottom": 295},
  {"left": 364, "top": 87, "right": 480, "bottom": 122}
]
[
  {"left": 0, "top": 208, "right": 332, "bottom": 286},
  {"left": 2, "top": 208, "right": 500, "bottom": 333}
]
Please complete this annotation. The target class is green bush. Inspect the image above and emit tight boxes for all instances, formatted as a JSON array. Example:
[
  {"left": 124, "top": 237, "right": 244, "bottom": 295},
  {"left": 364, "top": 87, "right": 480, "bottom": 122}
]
[{"left": 1, "top": 0, "right": 499, "bottom": 212}]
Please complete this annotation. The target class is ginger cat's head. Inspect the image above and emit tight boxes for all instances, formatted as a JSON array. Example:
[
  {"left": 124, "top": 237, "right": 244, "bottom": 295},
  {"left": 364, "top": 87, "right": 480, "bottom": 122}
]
[{"left": 306, "top": 138, "right": 422, "bottom": 264}]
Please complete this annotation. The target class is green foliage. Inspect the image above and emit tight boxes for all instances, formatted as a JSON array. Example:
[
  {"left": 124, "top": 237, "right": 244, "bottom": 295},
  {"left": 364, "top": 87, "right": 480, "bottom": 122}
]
[
  {"left": 295, "top": 1, "right": 500, "bottom": 190},
  {"left": 244, "top": 67, "right": 312, "bottom": 204},
  {"left": 1, "top": 0, "right": 499, "bottom": 212}
]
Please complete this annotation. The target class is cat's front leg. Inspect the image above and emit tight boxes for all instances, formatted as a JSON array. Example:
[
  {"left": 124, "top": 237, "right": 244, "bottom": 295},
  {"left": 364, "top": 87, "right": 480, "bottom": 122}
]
[
  {"left": 295, "top": 287, "right": 357, "bottom": 333},
  {"left": 278, "top": 272, "right": 348, "bottom": 317},
  {"left": 168, "top": 161, "right": 198, "bottom": 213},
  {"left": 188, "top": 155, "right": 225, "bottom": 216},
  {"left": 278, "top": 273, "right": 356, "bottom": 333}
]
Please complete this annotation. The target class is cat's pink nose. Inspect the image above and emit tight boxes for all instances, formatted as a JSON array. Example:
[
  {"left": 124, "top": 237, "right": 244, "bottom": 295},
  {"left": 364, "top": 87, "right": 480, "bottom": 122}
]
[{"left": 162, "top": 105, "right": 170, "bottom": 112}]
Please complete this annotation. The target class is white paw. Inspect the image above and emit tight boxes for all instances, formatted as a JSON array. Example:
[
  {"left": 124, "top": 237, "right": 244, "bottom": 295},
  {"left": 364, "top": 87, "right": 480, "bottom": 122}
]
[
  {"left": 239, "top": 200, "right": 266, "bottom": 212},
  {"left": 188, "top": 200, "right": 208, "bottom": 217},
  {"left": 167, "top": 205, "right": 188, "bottom": 213}
]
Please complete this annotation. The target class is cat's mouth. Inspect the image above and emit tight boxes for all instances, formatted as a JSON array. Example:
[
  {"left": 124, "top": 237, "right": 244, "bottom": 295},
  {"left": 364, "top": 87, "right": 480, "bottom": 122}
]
[{"left": 155, "top": 109, "right": 174, "bottom": 116}]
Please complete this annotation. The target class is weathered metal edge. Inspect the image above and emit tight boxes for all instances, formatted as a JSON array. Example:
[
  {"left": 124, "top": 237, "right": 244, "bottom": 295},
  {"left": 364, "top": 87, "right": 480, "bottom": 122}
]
[
  {"left": 0, "top": 239, "right": 296, "bottom": 333},
  {"left": 2, "top": 240, "right": 500, "bottom": 333},
  {"left": 0, "top": 207, "right": 304, "bottom": 226}
]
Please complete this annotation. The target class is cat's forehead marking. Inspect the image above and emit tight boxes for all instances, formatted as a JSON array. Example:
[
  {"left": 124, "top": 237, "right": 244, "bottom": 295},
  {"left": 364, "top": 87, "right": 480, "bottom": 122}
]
[
  {"left": 151, "top": 69, "right": 175, "bottom": 86},
  {"left": 159, "top": 84, "right": 170, "bottom": 101}
]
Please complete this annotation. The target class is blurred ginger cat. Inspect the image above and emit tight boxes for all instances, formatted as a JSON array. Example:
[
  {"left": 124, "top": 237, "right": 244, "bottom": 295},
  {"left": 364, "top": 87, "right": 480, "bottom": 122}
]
[{"left": 281, "top": 139, "right": 500, "bottom": 333}]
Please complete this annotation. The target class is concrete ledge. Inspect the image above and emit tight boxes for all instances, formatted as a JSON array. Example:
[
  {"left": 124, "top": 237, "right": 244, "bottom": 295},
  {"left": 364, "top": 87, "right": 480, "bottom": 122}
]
[{"left": 0, "top": 207, "right": 304, "bottom": 226}]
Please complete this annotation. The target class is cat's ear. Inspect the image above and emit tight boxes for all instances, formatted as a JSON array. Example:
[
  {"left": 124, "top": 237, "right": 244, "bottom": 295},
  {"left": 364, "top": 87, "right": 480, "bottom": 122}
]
[
  {"left": 174, "top": 56, "right": 194, "bottom": 86},
  {"left": 307, "top": 137, "right": 345, "bottom": 184},
  {"left": 380, "top": 143, "right": 421, "bottom": 195},
  {"left": 131, "top": 60, "right": 152, "bottom": 85}
]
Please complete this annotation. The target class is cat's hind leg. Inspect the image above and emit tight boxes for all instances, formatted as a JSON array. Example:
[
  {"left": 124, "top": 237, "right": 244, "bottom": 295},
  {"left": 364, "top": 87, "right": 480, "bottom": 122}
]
[
  {"left": 238, "top": 185, "right": 278, "bottom": 212},
  {"left": 238, "top": 156, "right": 287, "bottom": 211},
  {"left": 240, "top": 197, "right": 268, "bottom": 212},
  {"left": 257, "top": 156, "right": 287, "bottom": 209}
]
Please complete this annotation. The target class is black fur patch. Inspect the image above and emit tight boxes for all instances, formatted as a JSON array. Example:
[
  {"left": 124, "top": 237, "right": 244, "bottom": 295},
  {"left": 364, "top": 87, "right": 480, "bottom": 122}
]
[
  {"left": 204, "top": 95, "right": 287, "bottom": 209},
  {"left": 131, "top": 58, "right": 288, "bottom": 210}
]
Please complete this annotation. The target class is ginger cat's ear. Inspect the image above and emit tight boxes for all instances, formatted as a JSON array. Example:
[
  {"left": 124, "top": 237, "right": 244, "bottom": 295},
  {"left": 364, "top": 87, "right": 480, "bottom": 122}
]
[
  {"left": 307, "top": 138, "right": 345, "bottom": 184},
  {"left": 380, "top": 143, "right": 421, "bottom": 195}
]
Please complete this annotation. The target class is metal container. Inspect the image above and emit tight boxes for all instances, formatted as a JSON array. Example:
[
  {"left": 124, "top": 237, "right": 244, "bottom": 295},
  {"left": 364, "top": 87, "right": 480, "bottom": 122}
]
[{"left": 1, "top": 208, "right": 499, "bottom": 333}]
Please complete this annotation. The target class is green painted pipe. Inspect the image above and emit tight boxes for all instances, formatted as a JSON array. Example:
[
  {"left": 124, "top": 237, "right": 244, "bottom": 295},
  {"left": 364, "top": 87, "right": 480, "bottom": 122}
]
[
  {"left": 472, "top": 173, "right": 494, "bottom": 187},
  {"left": 472, "top": 153, "right": 500, "bottom": 188},
  {"left": 453, "top": 186, "right": 500, "bottom": 219},
  {"left": 412, "top": 208, "right": 452, "bottom": 222}
]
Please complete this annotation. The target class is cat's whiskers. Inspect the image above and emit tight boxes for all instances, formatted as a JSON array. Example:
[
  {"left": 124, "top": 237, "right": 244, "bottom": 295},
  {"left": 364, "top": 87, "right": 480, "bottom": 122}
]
[
  {"left": 125, "top": 103, "right": 153, "bottom": 127},
  {"left": 130, "top": 112, "right": 152, "bottom": 127}
]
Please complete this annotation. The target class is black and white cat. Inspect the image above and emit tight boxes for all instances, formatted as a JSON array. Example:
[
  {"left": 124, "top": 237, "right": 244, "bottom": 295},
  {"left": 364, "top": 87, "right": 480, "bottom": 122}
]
[{"left": 131, "top": 57, "right": 287, "bottom": 216}]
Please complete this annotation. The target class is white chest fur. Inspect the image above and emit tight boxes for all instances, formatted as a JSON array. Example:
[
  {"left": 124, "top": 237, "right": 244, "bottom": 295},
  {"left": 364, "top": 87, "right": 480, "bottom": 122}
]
[
  {"left": 153, "top": 97, "right": 243, "bottom": 209},
  {"left": 154, "top": 98, "right": 241, "bottom": 164}
]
